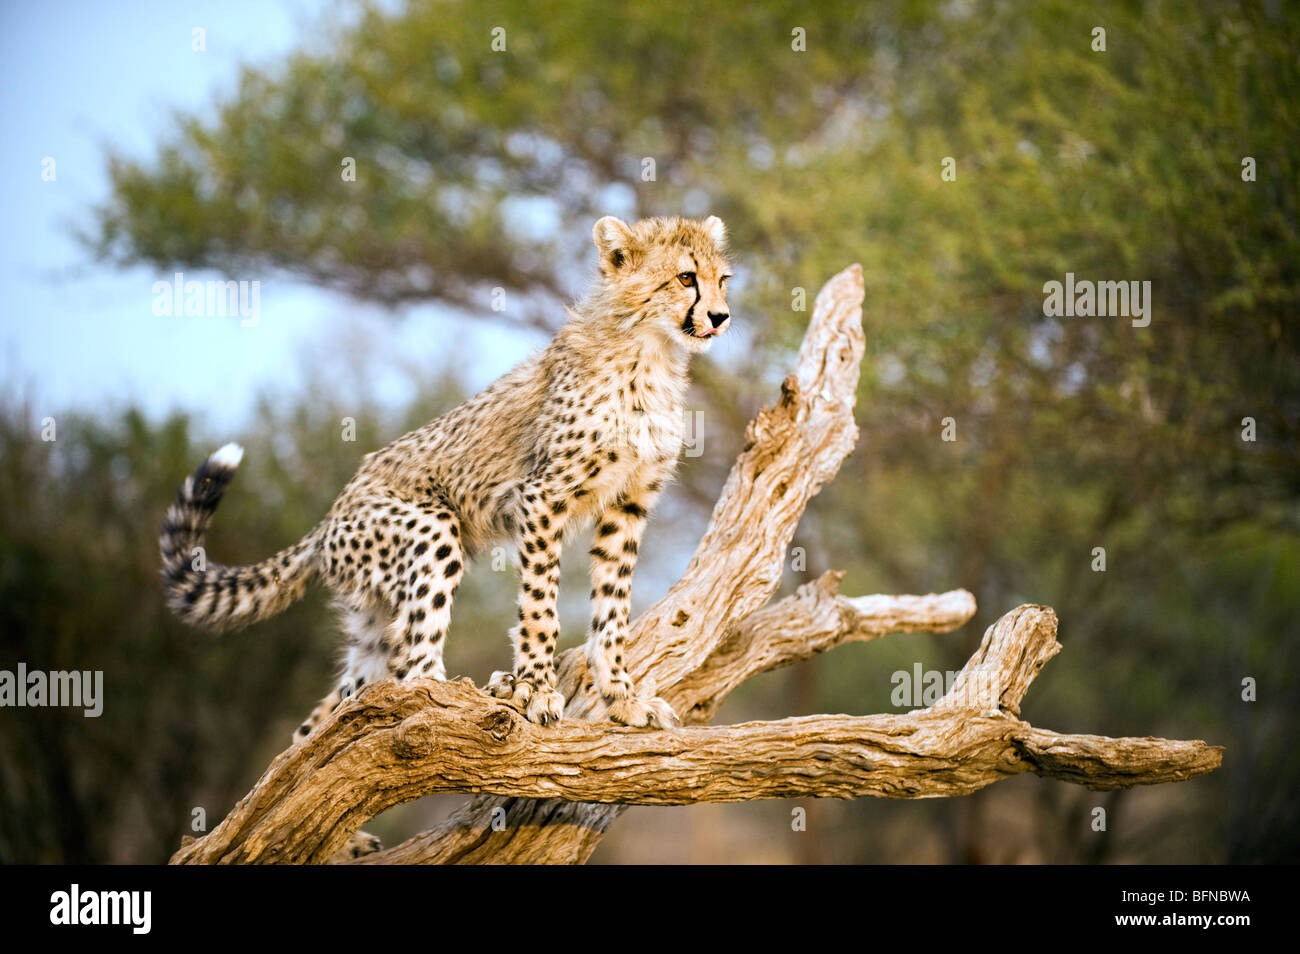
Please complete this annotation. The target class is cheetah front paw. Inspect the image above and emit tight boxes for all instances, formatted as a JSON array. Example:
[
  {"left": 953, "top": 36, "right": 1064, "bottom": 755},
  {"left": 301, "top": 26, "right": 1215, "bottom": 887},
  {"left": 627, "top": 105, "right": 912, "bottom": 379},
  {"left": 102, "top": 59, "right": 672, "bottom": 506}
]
[
  {"left": 484, "top": 671, "right": 565, "bottom": 726},
  {"left": 607, "top": 694, "right": 679, "bottom": 729},
  {"left": 526, "top": 689, "right": 565, "bottom": 726},
  {"left": 485, "top": 669, "right": 534, "bottom": 707}
]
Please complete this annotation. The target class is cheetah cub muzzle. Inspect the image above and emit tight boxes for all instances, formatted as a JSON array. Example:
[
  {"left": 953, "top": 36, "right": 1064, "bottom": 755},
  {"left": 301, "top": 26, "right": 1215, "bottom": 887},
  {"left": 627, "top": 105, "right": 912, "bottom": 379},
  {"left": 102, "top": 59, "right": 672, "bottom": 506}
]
[{"left": 160, "top": 215, "right": 733, "bottom": 739}]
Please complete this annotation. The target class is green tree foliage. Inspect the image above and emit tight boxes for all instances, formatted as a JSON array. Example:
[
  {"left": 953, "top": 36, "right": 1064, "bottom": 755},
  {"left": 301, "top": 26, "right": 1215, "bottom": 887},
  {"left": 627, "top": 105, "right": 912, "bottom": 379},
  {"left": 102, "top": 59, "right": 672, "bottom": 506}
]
[{"left": 28, "top": 0, "right": 1297, "bottom": 861}]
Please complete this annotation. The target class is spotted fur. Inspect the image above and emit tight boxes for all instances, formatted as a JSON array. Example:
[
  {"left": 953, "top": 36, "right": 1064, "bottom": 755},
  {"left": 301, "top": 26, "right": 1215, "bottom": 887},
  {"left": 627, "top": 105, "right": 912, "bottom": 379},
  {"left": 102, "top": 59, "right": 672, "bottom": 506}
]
[{"left": 160, "top": 215, "right": 733, "bottom": 739}]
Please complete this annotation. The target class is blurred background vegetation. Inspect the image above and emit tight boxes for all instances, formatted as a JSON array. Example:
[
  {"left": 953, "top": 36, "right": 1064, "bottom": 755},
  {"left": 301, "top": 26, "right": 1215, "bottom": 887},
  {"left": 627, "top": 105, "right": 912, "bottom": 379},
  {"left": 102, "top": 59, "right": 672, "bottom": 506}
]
[{"left": 2, "top": 0, "right": 1297, "bottom": 863}]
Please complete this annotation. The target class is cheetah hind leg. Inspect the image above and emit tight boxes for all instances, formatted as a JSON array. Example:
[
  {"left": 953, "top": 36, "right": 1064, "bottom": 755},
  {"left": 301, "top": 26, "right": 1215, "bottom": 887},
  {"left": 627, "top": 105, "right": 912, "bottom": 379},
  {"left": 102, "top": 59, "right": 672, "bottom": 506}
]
[
  {"left": 292, "top": 685, "right": 343, "bottom": 745},
  {"left": 291, "top": 596, "right": 390, "bottom": 746}
]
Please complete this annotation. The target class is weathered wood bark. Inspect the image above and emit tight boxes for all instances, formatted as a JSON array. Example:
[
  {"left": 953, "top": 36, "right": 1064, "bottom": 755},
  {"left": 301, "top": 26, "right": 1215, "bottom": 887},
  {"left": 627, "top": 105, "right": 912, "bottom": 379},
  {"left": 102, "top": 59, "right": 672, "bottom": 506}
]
[{"left": 170, "top": 265, "right": 1222, "bottom": 865}]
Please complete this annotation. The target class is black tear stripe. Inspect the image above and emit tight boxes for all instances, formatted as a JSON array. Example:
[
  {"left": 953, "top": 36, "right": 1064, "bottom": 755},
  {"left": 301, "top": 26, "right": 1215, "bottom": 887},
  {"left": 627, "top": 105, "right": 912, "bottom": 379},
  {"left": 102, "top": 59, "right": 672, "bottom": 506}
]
[{"left": 681, "top": 253, "right": 701, "bottom": 334}]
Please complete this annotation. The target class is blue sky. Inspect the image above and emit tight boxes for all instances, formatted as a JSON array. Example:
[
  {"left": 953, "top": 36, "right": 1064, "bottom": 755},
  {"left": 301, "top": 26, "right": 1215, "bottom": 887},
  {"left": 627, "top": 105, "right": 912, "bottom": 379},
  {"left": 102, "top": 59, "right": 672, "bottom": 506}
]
[{"left": 0, "top": 0, "right": 538, "bottom": 436}]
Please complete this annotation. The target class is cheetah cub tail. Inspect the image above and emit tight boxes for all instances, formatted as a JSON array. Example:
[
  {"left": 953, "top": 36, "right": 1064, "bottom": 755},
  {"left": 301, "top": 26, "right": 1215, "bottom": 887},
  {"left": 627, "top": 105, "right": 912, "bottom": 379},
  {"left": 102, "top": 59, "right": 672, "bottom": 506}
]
[{"left": 160, "top": 443, "right": 322, "bottom": 632}]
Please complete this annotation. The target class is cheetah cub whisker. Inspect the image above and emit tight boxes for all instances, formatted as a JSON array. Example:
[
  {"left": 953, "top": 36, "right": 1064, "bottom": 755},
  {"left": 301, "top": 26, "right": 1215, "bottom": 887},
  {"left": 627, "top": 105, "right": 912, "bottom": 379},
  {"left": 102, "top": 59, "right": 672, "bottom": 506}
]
[{"left": 160, "top": 215, "right": 733, "bottom": 740}]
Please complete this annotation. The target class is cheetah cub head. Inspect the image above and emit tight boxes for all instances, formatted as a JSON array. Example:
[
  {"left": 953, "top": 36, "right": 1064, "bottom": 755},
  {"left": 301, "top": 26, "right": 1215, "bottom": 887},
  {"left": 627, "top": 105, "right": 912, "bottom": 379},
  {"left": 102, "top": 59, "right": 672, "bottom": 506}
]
[{"left": 592, "top": 215, "right": 733, "bottom": 354}]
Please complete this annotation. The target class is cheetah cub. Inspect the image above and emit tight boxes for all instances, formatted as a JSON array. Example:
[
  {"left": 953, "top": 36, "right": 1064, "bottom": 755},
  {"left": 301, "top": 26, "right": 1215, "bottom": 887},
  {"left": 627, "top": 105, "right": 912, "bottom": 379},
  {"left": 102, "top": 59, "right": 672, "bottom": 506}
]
[{"left": 161, "top": 215, "right": 733, "bottom": 738}]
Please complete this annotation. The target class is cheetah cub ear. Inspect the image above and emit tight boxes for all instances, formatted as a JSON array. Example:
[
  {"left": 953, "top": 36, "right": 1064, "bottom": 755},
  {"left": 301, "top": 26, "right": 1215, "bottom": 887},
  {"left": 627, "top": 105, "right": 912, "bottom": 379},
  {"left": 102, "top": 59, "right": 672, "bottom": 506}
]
[
  {"left": 702, "top": 214, "right": 727, "bottom": 247},
  {"left": 593, "top": 215, "right": 637, "bottom": 273}
]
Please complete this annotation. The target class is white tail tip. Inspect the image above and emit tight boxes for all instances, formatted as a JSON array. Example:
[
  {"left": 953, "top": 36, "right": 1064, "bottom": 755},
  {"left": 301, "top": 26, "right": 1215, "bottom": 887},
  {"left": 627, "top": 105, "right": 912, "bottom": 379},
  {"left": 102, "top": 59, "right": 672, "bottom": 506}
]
[{"left": 211, "top": 442, "right": 245, "bottom": 469}]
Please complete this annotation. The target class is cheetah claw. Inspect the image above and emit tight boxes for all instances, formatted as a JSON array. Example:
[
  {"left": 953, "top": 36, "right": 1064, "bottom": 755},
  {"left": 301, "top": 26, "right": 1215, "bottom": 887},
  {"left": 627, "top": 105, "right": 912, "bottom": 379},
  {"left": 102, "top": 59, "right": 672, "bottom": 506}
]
[
  {"left": 484, "top": 671, "right": 565, "bottom": 726},
  {"left": 526, "top": 689, "right": 565, "bottom": 726}
]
